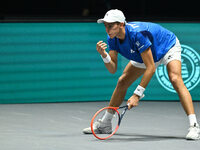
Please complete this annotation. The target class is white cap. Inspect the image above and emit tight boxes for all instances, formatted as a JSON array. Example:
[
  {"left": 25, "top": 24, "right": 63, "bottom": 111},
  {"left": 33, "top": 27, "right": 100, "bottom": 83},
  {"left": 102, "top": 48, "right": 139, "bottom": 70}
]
[{"left": 97, "top": 9, "right": 126, "bottom": 24}]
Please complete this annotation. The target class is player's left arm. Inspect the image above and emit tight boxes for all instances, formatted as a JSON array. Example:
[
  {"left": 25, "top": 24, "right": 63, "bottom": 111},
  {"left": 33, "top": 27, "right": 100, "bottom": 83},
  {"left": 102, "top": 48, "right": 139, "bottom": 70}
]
[
  {"left": 127, "top": 32, "right": 156, "bottom": 109},
  {"left": 139, "top": 47, "right": 156, "bottom": 88},
  {"left": 134, "top": 32, "right": 156, "bottom": 88},
  {"left": 127, "top": 47, "right": 155, "bottom": 109}
]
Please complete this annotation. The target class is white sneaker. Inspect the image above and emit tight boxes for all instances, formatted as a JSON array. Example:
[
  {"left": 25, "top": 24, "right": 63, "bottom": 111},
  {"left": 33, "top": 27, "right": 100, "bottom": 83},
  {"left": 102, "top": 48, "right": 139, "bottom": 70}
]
[
  {"left": 186, "top": 123, "right": 200, "bottom": 140},
  {"left": 83, "top": 119, "right": 112, "bottom": 134}
]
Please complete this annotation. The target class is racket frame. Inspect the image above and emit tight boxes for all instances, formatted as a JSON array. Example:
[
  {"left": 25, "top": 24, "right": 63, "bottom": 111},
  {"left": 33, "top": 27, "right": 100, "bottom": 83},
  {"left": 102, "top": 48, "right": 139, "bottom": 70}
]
[{"left": 91, "top": 105, "right": 128, "bottom": 140}]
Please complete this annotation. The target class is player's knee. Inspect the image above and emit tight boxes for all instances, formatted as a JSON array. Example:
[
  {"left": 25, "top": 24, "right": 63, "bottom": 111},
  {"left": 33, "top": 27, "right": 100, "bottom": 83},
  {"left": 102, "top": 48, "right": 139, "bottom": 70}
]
[
  {"left": 169, "top": 74, "right": 182, "bottom": 86},
  {"left": 116, "top": 75, "right": 129, "bottom": 90}
]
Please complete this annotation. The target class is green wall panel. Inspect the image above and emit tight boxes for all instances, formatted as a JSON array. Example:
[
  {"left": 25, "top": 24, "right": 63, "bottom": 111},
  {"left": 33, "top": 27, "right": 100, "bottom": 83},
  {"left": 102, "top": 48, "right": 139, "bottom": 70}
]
[
  {"left": 0, "top": 23, "right": 121, "bottom": 103},
  {"left": 0, "top": 22, "right": 199, "bottom": 103}
]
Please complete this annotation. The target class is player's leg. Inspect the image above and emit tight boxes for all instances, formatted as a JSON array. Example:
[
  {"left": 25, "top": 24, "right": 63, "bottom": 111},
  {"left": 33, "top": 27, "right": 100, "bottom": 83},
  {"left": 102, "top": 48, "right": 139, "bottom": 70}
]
[
  {"left": 109, "top": 62, "right": 145, "bottom": 107},
  {"left": 167, "top": 60, "right": 194, "bottom": 115},
  {"left": 83, "top": 62, "right": 145, "bottom": 134},
  {"left": 163, "top": 38, "right": 199, "bottom": 140},
  {"left": 100, "top": 62, "right": 145, "bottom": 125},
  {"left": 167, "top": 60, "right": 200, "bottom": 140}
]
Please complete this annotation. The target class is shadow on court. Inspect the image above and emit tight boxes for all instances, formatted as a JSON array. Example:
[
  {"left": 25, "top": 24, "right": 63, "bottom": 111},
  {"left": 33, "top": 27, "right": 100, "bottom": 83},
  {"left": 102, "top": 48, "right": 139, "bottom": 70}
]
[{"left": 101, "top": 133, "right": 185, "bottom": 142}]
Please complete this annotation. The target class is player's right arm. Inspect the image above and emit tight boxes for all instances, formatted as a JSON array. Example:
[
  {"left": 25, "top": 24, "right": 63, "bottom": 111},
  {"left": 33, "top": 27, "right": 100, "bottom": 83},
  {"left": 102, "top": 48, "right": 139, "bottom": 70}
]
[{"left": 96, "top": 41, "right": 118, "bottom": 74}]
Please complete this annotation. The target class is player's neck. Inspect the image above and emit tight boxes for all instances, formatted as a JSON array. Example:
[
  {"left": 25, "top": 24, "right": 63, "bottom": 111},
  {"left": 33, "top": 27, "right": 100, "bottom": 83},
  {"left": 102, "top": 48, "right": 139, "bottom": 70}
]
[{"left": 116, "top": 27, "right": 125, "bottom": 41}]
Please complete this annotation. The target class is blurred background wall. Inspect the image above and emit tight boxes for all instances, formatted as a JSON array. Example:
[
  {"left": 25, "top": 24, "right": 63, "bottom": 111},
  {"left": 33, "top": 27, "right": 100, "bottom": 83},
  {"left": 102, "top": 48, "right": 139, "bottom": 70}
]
[{"left": 0, "top": 0, "right": 199, "bottom": 103}]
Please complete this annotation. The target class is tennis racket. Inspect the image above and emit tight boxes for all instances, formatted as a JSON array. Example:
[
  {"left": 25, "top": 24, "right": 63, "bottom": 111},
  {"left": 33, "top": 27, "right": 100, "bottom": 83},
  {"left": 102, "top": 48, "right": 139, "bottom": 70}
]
[
  {"left": 91, "top": 95, "right": 144, "bottom": 140},
  {"left": 90, "top": 104, "right": 129, "bottom": 140}
]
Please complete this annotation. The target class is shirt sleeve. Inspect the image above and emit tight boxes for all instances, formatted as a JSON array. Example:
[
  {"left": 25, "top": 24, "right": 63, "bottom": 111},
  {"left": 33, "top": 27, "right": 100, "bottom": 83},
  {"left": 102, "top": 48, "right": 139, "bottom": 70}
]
[
  {"left": 135, "top": 32, "right": 152, "bottom": 53},
  {"left": 107, "top": 35, "right": 118, "bottom": 52}
]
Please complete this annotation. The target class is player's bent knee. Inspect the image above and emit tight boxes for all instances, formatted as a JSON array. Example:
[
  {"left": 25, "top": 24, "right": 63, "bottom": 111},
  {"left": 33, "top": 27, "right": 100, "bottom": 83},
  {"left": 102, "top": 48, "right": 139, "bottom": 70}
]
[
  {"left": 169, "top": 74, "right": 183, "bottom": 86},
  {"left": 116, "top": 75, "right": 129, "bottom": 90}
]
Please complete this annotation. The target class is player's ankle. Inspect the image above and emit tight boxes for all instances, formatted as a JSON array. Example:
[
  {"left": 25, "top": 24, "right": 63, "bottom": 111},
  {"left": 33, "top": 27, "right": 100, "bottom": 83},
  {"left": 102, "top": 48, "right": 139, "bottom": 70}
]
[
  {"left": 101, "top": 111, "right": 114, "bottom": 123},
  {"left": 188, "top": 114, "right": 198, "bottom": 127}
]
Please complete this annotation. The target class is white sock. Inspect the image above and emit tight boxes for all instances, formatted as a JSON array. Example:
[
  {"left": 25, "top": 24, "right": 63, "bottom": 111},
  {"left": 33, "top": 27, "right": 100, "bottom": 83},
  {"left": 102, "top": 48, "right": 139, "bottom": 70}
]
[
  {"left": 188, "top": 114, "right": 198, "bottom": 126},
  {"left": 101, "top": 111, "right": 114, "bottom": 123}
]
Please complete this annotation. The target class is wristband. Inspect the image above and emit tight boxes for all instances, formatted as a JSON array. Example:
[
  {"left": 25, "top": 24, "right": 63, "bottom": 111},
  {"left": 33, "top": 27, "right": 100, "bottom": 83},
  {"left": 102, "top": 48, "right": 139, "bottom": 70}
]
[
  {"left": 101, "top": 52, "right": 111, "bottom": 63},
  {"left": 134, "top": 85, "right": 145, "bottom": 97}
]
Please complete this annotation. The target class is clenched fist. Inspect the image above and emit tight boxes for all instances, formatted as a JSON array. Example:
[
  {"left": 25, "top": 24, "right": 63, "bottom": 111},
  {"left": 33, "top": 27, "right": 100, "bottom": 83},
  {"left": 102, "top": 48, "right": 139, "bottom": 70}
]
[{"left": 96, "top": 41, "right": 108, "bottom": 58}]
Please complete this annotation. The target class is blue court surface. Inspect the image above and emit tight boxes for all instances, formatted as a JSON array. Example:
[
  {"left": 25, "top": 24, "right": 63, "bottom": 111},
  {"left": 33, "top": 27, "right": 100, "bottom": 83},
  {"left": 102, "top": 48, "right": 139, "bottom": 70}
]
[{"left": 0, "top": 101, "right": 200, "bottom": 150}]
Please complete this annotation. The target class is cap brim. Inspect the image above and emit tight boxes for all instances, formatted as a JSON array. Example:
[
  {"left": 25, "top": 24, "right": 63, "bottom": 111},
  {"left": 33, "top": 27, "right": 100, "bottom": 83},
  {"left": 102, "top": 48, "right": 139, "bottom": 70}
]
[
  {"left": 97, "top": 19, "right": 104, "bottom": 24},
  {"left": 97, "top": 18, "right": 116, "bottom": 24}
]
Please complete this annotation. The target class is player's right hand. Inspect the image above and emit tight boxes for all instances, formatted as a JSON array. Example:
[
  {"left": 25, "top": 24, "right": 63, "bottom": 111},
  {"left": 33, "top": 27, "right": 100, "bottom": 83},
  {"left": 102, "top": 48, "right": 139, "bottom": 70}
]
[
  {"left": 96, "top": 41, "right": 107, "bottom": 57},
  {"left": 127, "top": 94, "right": 140, "bottom": 110}
]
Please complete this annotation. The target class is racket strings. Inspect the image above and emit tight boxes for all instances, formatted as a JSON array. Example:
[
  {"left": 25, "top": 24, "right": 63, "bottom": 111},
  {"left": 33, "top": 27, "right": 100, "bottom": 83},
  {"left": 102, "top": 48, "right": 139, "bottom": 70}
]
[{"left": 91, "top": 108, "right": 119, "bottom": 139}]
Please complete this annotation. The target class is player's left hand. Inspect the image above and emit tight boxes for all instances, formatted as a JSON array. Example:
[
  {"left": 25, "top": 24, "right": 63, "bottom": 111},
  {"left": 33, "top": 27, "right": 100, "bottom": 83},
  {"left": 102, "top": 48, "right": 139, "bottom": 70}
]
[{"left": 127, "top": 94, "right": 140, "bottom": 110}]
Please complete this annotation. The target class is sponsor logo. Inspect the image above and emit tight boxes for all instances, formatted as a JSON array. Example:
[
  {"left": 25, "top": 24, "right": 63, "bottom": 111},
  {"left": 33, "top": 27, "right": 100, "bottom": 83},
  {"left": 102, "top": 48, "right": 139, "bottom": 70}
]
[
  {"left": 130, "top": 49, "right": 135, "bottom": 53},
  {"left": 136, "top": 41, "right": 140, "bottom": 47}
]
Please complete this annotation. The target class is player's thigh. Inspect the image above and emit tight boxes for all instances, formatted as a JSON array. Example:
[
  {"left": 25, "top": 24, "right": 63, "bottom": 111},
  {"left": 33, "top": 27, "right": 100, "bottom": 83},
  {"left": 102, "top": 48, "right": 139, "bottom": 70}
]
[{"left": 118, "top": 62, "right": 145, "bottom": 87}]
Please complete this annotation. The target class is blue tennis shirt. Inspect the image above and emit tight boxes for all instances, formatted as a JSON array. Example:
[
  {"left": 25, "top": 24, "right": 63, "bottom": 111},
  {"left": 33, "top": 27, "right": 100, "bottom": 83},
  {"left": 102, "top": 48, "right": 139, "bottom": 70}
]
[{"left": 107, "top": 22, "right": 176, "bottom": 63}]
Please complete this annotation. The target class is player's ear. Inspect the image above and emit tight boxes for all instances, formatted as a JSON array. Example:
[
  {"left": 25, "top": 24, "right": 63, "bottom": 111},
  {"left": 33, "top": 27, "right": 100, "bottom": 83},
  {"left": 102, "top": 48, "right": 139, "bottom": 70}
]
[{"left": 119, "top": 22, "right": 125, "bottom": 28}]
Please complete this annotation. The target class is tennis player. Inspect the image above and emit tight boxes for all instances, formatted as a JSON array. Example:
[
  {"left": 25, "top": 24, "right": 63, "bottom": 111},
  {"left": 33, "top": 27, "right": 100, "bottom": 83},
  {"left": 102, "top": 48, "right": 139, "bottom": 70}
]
[{"left": 83, "top": 9, "right": 200, "bottom": 140}]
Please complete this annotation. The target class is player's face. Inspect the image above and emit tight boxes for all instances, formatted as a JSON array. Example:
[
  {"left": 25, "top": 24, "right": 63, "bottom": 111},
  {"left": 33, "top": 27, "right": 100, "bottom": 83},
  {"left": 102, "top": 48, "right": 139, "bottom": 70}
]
[{"left": 104, "top": 22, "right": 120, "bottom": 39}]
